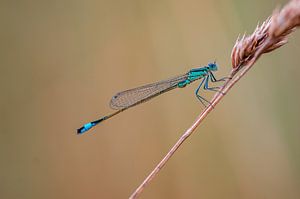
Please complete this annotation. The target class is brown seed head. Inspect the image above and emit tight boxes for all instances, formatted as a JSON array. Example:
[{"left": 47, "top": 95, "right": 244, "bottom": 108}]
[{"left": 231, "top": 0, "right": 300, "bottom": 71}]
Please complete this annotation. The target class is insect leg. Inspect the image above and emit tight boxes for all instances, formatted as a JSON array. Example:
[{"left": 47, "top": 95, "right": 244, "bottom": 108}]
[
  {"left": 204, "top": 73, "right": 221, "bottom": 92},
  {"left": 210, "top": 72, "right": 228, "bottom": 82},
  {"left": 195, "top": 77, "right": 211, "bottom": 107}
]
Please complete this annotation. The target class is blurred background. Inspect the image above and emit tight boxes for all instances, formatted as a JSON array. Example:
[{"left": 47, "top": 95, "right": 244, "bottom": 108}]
[{"left": 1, "top": 0, "right": 300, "bottom": 198}]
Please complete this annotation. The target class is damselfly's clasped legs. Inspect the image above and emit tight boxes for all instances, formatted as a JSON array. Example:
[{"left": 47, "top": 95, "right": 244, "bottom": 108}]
[{"left": 77, "top": 62, "right": 226, "bottom": 134}]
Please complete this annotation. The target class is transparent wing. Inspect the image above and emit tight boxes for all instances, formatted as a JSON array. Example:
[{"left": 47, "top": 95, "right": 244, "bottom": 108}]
[{"left": 110, "top": 74, "right": 188, "bottom": 110}]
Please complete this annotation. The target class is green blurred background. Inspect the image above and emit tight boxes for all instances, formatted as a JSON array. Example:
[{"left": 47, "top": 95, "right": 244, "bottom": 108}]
[{"left": 1, "top": 0, "right": 300, "bottom": 198}]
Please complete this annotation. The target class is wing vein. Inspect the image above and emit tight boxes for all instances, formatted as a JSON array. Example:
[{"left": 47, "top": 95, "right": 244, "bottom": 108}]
[{"left": 110, "top": 74, "right": 188, "bottom": 110}]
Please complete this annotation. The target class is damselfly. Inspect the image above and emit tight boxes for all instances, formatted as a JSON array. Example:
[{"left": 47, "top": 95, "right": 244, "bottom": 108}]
[{"left": 77, "top": 62, "right": 225, "bottom": 134}]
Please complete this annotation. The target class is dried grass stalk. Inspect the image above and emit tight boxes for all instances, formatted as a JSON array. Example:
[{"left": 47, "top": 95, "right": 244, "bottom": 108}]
[
  {"left": 130, "top": 1, "right": 300, "bottom": 198},
  {"left": 231, "top": 0, "right": 300, "bottom": 74}
]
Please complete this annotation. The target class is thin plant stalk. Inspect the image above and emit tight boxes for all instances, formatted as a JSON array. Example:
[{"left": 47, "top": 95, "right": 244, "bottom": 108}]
[{"left": 129, "top": 0, "right": 300, "bottom": 198}]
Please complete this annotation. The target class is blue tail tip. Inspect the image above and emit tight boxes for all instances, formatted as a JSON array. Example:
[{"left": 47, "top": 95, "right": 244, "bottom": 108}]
[
  {"left": 77, "top": 127, "right": 86, "bottom": 134},
  {"left": 77, "top": 122, "right": 94, "bottom": 135}
]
